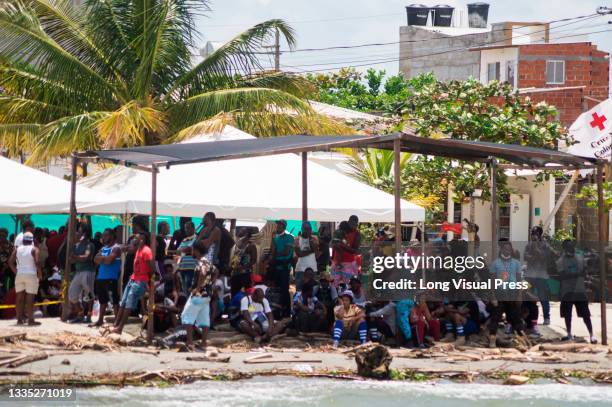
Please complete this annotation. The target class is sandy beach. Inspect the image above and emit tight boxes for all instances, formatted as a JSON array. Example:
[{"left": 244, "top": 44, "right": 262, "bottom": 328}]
[{"left": 0, "top": 306, "right": 611, "bottom": 387}]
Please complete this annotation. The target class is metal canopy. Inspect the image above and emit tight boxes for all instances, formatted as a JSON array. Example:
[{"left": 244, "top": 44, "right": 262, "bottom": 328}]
[
  {"left": 87, "top": 132, "right": 598, "bottom": 169},
  {"left": 354, "top": 133, "right": 599, "bottom": 168}
]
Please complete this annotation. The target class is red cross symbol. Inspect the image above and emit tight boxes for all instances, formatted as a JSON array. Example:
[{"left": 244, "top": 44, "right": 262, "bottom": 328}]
[{"left": 590, "top": 112, "right": 607, "bottom": 130}]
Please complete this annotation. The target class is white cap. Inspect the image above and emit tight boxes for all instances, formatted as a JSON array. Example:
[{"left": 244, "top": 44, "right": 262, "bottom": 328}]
[{"left": 48, "top": 272, "right": 62, "bottom": 281}]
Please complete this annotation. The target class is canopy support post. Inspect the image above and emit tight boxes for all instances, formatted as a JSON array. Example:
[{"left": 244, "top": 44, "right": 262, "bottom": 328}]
[
  {"left": 147, "top": 165, "right": 158, "bottom": 345},
  {"left": 302, "top": 152, "right": 308, "bottom": 222},
  {"left": 62, "top": 154, "right": 78, "bottom": 321},
  {"left": 490, "top": 157, "right": 498, "bottom": 260},
  {"left": 394, "top": 138, "right": 401, "bottom": 252},
  {"left": 597, "top": 162, "right": 608, "bottom": 345}
]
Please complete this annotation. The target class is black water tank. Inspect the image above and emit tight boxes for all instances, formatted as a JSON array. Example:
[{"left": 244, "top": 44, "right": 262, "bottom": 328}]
[
  {"left": 405, "top": 4, "right": 430, "bottom": 26},
  {"left": 467, "top": 2, "right": 490, "bottom": 28},
  {"left": 432, "top": 4, "right": 454, "bottom": 27}
]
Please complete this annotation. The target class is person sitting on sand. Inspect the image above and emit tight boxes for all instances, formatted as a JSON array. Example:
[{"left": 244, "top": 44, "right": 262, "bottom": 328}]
[
  {"left": 113, "top": 232, "right": 154, "bottom": 335},
  {"left": 332, "top": 290, "right": 368, "bottom": 348},
  {"left": 292, "top": 281, "right": 327, "bottom": 333},
  {"left": 348, "top": 277, "right": 366, "bottom": 308},
  {"left": 367, "top": 300, "right": 396, "bottom": 344},
  {"left": 238, "top": 287, "right": 286, "bottom": 343},
  {"left": 410, "top": 293, "right": 441, "bottom": 348},
  {"left": 180, "top": 240, "right": 214, "bottom": 350},
  {"left": 9, "top": 231, "right": 42, "bottom": 325},
  {"left": 314, "top": 271, "right": 338, "bottom": 328}
]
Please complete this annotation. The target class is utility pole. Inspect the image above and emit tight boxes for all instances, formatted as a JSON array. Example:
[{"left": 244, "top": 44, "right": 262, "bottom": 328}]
[
  {"left": 263, "top": 28, "right": 281, "bottom": 72},
  {"left": 274, "top": 28, "right": 280, "bottom": 72}
]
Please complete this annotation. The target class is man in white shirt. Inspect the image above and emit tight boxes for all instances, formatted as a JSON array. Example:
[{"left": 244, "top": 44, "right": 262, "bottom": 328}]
[
  {"left": 238, "top": 288, "right": 287, "bottom": 343},
  {"left": 13, "top": 220, "right": 35, "bottom": 248},
  {"left": 9, "top": 232, "right": 41, "bottom": 325}
]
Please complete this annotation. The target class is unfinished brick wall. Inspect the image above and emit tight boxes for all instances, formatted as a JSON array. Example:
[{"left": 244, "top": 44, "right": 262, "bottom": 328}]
[
  {"left": 524, "top": 87, "right": 585, "bottom": 127},
  {"left": 515, "top": 43, "right": 609, "bottom": 127}
]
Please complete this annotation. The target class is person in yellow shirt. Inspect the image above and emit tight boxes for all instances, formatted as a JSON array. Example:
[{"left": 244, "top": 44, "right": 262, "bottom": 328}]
[{"left": 332, "top": 290, "right": 367, "bottom": 348}]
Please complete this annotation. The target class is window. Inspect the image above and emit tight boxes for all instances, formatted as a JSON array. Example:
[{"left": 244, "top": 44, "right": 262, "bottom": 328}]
[
  {"left": 546, "top": 60, "right": 565, "bottom": 84},
  {"left": 505, "top": 60, "right": 516, "bottom": 88},
  {"left": 487, "top": 62, "right": 500, "bottom": 82}
]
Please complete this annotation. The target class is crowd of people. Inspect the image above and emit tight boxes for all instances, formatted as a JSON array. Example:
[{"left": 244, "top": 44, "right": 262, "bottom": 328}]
[{"left": 0, "top": 215, "right": 603, "bottom": 350}]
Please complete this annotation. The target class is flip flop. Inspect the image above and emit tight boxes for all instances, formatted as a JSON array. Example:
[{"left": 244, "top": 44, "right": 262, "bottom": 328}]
[{"left": 27, "top": 320, "right": 41, "bottom": 326}]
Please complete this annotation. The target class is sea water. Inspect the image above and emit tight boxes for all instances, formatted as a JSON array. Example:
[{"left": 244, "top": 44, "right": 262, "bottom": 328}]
[{"left": 14, "top": 376, "right": 612, "bottom": 406}]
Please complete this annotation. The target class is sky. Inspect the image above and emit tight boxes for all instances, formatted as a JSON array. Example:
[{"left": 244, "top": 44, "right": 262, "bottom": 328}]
[{"left": 194, "top": 0, "right": 611, "bottom": 79}]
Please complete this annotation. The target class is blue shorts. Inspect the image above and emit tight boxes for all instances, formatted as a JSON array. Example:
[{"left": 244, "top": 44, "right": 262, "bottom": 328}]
[
  {"left": 181, "top": 295, "right": 211, "bottom": 328},
  {"left": 120, "top": 280, "right": 147, "bottom": 310},
  {"left": 464, "top": 319, "right": 479, "bottom": 335}
]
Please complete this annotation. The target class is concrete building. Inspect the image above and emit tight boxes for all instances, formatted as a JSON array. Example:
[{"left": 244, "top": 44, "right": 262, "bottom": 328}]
[
  {"left": 472, "top": 42, "right": 610, "bottom": 126},
  {"left": 399, "top": 4, "right": 610, "bottom": 242}
]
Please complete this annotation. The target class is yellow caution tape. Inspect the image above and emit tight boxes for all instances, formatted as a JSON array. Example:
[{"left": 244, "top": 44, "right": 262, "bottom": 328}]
[{"left": 0, "top": 300, "right": 63, "bottom": 309}]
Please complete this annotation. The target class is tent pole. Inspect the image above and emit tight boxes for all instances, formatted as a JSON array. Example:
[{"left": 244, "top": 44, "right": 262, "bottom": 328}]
[
  {"left": 597, "top": 162, "right": 608, "bottom": 345},
  {"left": 147, "top": 165, "right": 158, "bottom": 345},
  {"left": 490, "top": 158, "right": 498, "bottom": 260},
  {"left": 62, "top": 154, "right": 78, "bottom": 321},
  {"left": 118, "top": 213, "right": 129, "bottom": 298},
  {"left": 302, "top": 152, "right": 308, "bottom": 222},
  {"left": 394, "top": 138, "right": 401, "bottom": 252}
]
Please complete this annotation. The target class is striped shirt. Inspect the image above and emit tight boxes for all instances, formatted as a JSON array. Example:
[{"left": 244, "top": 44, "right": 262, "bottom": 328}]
[{"left": 177, "top": 235, "right": 197, "bottom": 271}]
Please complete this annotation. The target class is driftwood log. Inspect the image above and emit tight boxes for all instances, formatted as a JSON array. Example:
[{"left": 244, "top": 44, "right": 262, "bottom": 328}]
[{"left": 354, "top": 344, "right": 393, "bottom": 379}]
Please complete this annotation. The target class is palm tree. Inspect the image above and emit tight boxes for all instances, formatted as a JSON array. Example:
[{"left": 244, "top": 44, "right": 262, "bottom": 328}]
[
  {"left": 0, "top": 0, "right": 351, "bottom": 163},
  {"left": 346, "top": 149, "right": 410, "bottom": 189}
]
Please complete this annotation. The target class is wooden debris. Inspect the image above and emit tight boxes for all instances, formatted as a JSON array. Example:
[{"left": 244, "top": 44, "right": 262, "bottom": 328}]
[
  {"left": 539, "top": 343, "right": 590, "bottom": 352},
  {"left": 0, "top": 332, "right": 26, "bottom": 342},
  {"left": 185, "top": 355, "right": 231, "bottom": 363},
  {"left": 244, "top": 353, "right": 273, "bottom": 363},
  {"left": 243, "top": 356, "right": 323, "bottom": 364},
  {"left": 504, "top": 375, "right": 530, "bottom": 385},
  {"left": 127, "top": 347, "right": 159, "bottom": 356},
  {"left": 2, "top": 353, "right": 48, "bottom": 368}
]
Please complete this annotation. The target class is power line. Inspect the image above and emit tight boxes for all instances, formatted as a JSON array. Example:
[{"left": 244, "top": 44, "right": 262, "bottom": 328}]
[
  {"left": 281, "top": 21, "right": 612, "bottom": 68},
  {"left": 290, "top": 28, "right": 612, "bottom": 73},
  {"left": 279, "top": 13, "right": 600, "bottom": 53},
  {"left": 281, "top": 18, "right": 609, "bottom": 73}
]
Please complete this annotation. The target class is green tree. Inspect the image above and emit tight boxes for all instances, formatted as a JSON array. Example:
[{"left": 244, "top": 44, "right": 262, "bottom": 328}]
[
  {"left": 0, "top": 0, "right": 350, "bottom": 163},
  {"left": 307, "top": 68, "right": 434, "bottom": 114},
  {"left": 400, "top": 78, "right": 569, "bottom": 206}
]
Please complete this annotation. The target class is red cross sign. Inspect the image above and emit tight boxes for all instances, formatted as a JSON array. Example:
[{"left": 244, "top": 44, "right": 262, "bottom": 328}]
[{"left": 590, "top": 112, "right": 607, "bottom": 131}]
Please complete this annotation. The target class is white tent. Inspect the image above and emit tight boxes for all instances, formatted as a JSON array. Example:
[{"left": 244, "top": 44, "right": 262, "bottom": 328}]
[
  {"left": 78, "top": 127, "right": 425, "bottom": 222},
  {"left": 0, "top": 156, "right": 109, "bottom": 214}
]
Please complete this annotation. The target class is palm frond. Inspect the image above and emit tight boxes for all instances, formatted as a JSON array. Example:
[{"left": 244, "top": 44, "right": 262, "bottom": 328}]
[
  {"left": 166, "top": 87, "right": 314, "bottom": 134},
  {"left": 0, "top": 95, "right": 70, "bottom": 123},
  {"left": 0, "top": 1, "right": 122, "bottom": 105},
  {"left": 28, "top": 111, "right": 107, "bottom": 163},
  {"left": 24, "top": 0, "right": 128, "bottom": 91},
  {"left": 167, "top": 19, "right": 296, "bottom": 99},
  {"left": 96, "top": 100, "right": 167, "bottom": 148},
  {"left": 237, "top": 71, "right": 316, "bottom": 99},
  {"left": 0, "top": 123, "right": 43, "bottom": 156}
]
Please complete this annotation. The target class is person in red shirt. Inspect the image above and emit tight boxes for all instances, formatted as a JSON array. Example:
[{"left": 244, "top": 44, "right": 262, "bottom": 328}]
[
  {"left": 45, "top": 226, "right": 66, "bottom": 270},
  {"left": 112, "top": 232, "right": 154, "bottom": 334},
  {"left": 331, "top": 215, "right": 362, "bottom": 288}
]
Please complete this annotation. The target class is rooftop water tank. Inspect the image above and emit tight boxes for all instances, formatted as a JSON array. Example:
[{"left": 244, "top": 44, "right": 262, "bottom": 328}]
[
  {"left": 467, "top": 2, "right": 490, "bottom": 28},
  {"left": 432, "top": 4, "right": 454, "bottom": 27},
  {"left": 405, "top": 4, "right": 430, "bottom": 26}
]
